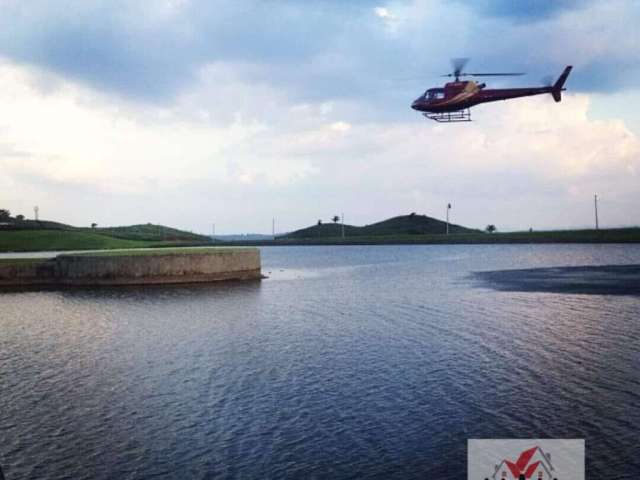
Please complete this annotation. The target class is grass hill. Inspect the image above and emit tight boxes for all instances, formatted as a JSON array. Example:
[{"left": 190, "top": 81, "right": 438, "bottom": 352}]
[
  {"left": 282, "top": 214, "right": 477, "bottom": 239},
  {"left": 0, "top": 216, "right": 213, "bottom": 252},
  {"left": 359, "top": 214, "right": 476, "bottom": 236},
  {"left": 0, "top": 217, "right": 75, "bottom": 231},
  {"left": 81, "top": 224, "right": 210, "bottom": 243},
  {"left": 282, "top": 222, "right": 361, "bottom": 239}
]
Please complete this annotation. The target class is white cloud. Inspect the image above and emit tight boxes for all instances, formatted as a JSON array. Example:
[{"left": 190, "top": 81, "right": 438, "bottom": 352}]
[
  {"left": 1, "top": 58, "right": 639, "bottom": 233},
  {"left": 330, "top": 121, "right": 352, "bottom": 132},
  {"left": 0, "top": 60, "right": 314, "bottom": 192},
  {"left": 373, "top": 5, "right": 402, "bottom": 33},
  {"left": 374, "top": 7, "right": 392, "bottom": 19}
]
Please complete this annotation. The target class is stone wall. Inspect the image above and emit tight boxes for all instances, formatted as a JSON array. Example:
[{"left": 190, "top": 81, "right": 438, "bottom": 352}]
[{"left": 0, "top": 249, "right": 261, "bottom": 287}]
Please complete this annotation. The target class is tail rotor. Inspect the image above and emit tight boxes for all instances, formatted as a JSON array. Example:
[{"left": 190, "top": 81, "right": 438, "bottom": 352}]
[{"left": 551, "top": 65, "right": 572, "bottom": 102}]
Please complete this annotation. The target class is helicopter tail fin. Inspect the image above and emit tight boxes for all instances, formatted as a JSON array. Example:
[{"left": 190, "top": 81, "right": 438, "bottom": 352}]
[{"left": 551, "top": 65, "right": 572, "bottom": 102}]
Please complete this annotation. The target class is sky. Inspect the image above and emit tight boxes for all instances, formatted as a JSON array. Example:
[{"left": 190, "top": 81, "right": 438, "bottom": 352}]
[{"left": 1, "top": 0, "right": 639, "bottom": 234}]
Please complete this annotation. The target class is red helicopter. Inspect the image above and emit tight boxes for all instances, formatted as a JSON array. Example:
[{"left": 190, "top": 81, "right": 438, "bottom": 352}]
[{"left": 411, "top": 58, "right": 572, "bottom": 122}]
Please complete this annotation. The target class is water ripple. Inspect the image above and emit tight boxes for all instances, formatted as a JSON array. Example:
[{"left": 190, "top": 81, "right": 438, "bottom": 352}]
[{"left": 1, "top": 245, "right": 640, "bottom": 479}]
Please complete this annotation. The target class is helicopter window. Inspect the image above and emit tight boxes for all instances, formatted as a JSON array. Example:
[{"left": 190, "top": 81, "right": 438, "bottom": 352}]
[{"left": 426, "top": 89, "right": 445, "bottom": 99}]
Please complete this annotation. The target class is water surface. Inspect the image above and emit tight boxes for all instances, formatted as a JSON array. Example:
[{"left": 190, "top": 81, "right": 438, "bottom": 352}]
[{"left": 1, "top": 245, "right": 639, "bottom": 479}]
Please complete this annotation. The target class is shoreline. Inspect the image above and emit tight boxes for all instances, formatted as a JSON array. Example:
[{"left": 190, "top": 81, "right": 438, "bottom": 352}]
[{"left": 215, "top": 227, "right": 640, "bottom": 247}]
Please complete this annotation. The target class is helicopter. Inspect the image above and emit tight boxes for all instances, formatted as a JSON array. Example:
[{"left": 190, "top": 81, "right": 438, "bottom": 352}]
[{"left": 411, "top": 59, "right": 572, "bottom": 122}]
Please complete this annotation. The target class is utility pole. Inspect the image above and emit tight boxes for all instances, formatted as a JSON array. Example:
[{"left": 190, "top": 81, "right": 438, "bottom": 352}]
[
  {"left": 272, "top": 217, "right": 275, "bottom": 238},
  {"left": 341, "top": 212, "right": 345, "bottom": 239},
  {"left": 446, "top": 203, "right": 451, "bottom": 235},
  {"left": 594, "top": 194, "right": 599, "bottom": 230},
  {"left": 34, "top": 205, "right": 39, "bottom": 221},
  {"left": 212, "top": 223, "right": 215, "bottom": 238}
]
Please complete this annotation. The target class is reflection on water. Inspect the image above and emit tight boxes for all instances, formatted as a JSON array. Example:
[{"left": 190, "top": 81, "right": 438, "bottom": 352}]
[{"left": 1, "top": 244, "right": 640, "bottom": 479}]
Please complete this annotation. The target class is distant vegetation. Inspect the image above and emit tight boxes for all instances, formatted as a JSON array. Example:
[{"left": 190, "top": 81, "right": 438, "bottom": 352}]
[
  {"left": 273, "top": 214, "right": 639, "bottom": 244},
  {"left": 0, "top": 212, "right": 214, "bottom": 252},
  {"left": 282, "top": 214, "right": 478, "bottom": 239},
  {"left": 220, "top": 228, "right": 640, "bottom": 246}
]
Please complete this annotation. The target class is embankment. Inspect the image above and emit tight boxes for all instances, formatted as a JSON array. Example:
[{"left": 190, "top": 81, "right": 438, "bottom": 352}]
[{"left": 0, "top": 248, "right": 261, "bottom": 288}]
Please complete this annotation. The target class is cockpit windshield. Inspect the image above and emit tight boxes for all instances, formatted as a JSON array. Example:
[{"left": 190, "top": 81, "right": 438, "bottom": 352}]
[{"left": 425, "top": 88, "right": 445, "bottom": 100}]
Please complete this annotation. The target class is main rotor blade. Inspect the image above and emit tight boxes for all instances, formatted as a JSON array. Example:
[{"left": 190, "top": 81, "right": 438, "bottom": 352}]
[{"left": 465, "top": 72, "right": 525, "bottom": 76}]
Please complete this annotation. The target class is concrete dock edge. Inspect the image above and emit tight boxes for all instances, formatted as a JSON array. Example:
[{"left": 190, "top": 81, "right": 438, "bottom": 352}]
[{"left": 0, "top": 248, "right": 261, "bottom": 287}]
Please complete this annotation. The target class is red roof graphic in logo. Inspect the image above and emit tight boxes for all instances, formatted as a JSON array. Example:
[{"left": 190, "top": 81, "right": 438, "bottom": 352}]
[{"left": 505, "top": 447, "right": 543, "bottom": 479}]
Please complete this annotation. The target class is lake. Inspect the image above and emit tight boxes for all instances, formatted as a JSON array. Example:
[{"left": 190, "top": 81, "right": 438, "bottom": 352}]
[{"left": 1, "top": 245, "right": 639, "bottom": 479}]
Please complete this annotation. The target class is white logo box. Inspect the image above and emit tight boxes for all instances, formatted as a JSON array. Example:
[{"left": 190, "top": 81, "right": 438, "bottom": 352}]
[{"left": 468, "top": 439, "right": 585, "bottom": 480}]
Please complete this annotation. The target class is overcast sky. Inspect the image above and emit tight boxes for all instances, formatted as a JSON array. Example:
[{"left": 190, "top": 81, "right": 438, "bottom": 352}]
[{"left": 1, "top": 0, "right": 639, "bottom": 234}]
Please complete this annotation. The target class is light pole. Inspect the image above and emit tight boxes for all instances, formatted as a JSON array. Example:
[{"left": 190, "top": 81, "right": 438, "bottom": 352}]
[
  {"left": 34, "top": 205, "right": 39, "bottom": 221},
  {"left": 594, "top": 194, "right": 599, "bottom": 230},
  {"left": 341, "top": 212, "right": 345, "bottom": 239},
  {"left": 446, "top": 203, "right": 451, "bottom": 235},
  {"left": 272, "top": 217, "right": 275, "bottom": 238}
]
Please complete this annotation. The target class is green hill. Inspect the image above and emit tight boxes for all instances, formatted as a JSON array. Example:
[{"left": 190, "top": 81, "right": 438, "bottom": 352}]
[
  {"left": 81, "top": 224, "right": 211, "bottom": 243},
  {"left": 0, "top": 215, "right": 214, "bottom": 252},
  {"left": 1, "top": 216, "right": 210, "bottom": 243},
  {"left": 282, "top": 214, "right": 478, "bottom": 239},
  {"left": 359, "top": 214, "right": 476, "bottom": 236},
  {"left": 283, "top": 222, "right": 360, "bottom": 239},
  {"left": 0, "top": 217, "right": 76, "bottom": 231}
]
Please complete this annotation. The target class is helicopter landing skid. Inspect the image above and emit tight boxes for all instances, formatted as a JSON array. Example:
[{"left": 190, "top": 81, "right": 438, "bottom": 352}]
[{"left": 423, "top": 109, "right": 471, "bottom": 122}]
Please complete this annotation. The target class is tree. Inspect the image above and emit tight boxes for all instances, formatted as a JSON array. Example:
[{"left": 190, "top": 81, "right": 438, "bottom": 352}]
[
  {"left": 317, "top": 219, "right": 322, "bottom": 226},
  {"left": 91, "top": 223, "right": 98, "bottom": 229},
  {"left": 16, "top": 214, "right": 25, "bottom": 221},
  {"left": 332, "top": 215, "right": 340, "bottom": 223},
  {"left": 0, "top": 209, "right": 10, "bottom": 220},
  {"left": 485, "top": 224, "right": 497, "bottom": 233}
]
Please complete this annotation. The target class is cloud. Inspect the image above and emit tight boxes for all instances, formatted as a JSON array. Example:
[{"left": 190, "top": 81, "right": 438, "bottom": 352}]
[
  {"left": 465, "top": 0, "right": 640, "bottom": 92},
  {"left": 330, "top": 121, "right": 351, "bottom": 132},
  {"left": 5, "top": 58, "right": 638, "bottom": 232},
  {"left": 1, "top": 2, "right": 639, "bottom": 233},
  {"left": 462, "top": 0, "right": 592, "bottom": 21},
  {"left": 0, "top": 0, "right": 638, "bottom": 107},
  {"left": 0, "top": 0, "right": 352, "bottom": 101},
  {"left": 374, "top": 7, "right": 392, "bottom": 19},
  {"left": 0, "top": 61, "right": 312, "bottom": 191}
]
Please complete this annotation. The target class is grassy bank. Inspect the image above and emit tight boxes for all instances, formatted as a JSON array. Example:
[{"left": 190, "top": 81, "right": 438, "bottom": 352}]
[
  {"left": 69, "top": 246, "right": 249, "bottom": 256},
  {"left": 0, "top": 230, "right": 212, "bottom": 253}
]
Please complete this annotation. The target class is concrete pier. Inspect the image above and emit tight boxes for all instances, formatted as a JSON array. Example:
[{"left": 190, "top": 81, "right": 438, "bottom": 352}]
[{"left": 0, "top": 248, "right": 261, "bottom": 287}]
